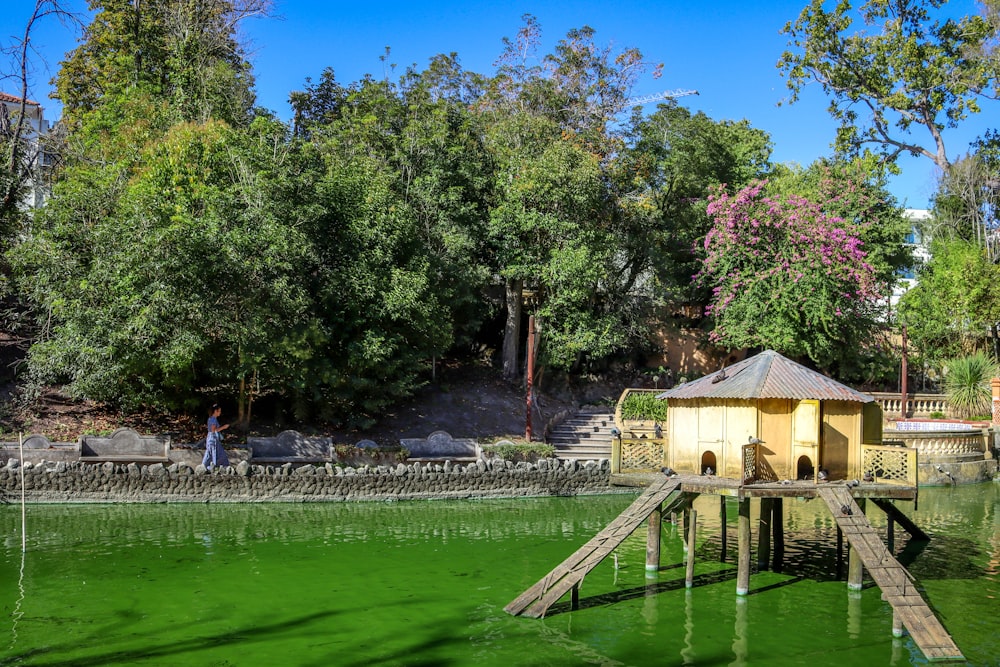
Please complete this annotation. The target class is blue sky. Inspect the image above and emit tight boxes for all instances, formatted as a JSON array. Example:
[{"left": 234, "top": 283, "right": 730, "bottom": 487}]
[{"left": 3, "top": 0, "right": 995, "bottom": 208}]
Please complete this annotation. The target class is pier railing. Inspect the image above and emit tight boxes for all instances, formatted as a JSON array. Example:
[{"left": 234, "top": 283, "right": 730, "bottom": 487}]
[{"left": 860, "top": 443, "right": 919, "bottom": 485}]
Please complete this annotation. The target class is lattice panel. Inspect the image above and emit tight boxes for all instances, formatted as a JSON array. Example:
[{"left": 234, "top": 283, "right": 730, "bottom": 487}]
[
  {"left": 862, "top": 446, "right": 911, "bottom": 482},
  {"left": 620, "top": 440, "right": 666, "bottom": 472},
  {"left": 742, "top": 444, "right": 758, "bottom": 483}
]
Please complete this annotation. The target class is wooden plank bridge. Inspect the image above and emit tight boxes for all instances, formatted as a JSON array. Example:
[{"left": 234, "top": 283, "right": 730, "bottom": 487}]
[
  {"left": 506, "top": 474, "right": 964, "bottom": 662},
  {"left": 816, "top": 486, "right": 963, "bottom": 662},
  {"left": 504, "top": 476, "right": 690, "bottom": 618}
]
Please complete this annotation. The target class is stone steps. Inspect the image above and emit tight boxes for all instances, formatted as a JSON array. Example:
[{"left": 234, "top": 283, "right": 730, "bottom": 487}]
[{"left": 547, "top": 411, "right": 615, "bottom": 461}]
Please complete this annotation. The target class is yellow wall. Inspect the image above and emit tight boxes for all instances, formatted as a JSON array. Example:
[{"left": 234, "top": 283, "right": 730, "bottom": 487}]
[{"left": 822, "top": 401, "right": 861, "bottom": 480}]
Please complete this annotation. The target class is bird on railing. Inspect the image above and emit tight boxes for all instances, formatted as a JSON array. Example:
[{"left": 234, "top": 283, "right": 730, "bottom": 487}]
[
  {"left": 661, "top": 466, "right": 677, "bottom": 477},
  {"left": 817, "top": 469, "right": 828, "bottom": 482},
  {"left": 703, "top": 466, "right": 714, "bottom": 477},
  {"left": 863, "top": 471, "right": 874, "bottom": 483},
  {"left": 748, "top": 436, "right": 765, "bottom": 445},
  {"left": 846, "top": 479, "right": 860, "bottom": 488},
  {"left": 610, "top": 427, "right": 621, "bottom": 438}
]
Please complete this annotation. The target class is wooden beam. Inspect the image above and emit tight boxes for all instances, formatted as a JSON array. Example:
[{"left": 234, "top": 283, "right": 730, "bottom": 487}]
[
  {"left": 758, "top": 498, "right": 773, "bottom": 570},
  {"left": 719, "top": 495, "right": 728, "bottom": 562},
  {"left": 872, "top": 498, "right": 929, "bottom": 541},
  {"left": 772, "top": 498, "right": 784, "bottom": 573}
]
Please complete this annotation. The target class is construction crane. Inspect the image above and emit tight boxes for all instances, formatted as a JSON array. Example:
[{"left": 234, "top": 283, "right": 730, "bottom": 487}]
[{"left": 625, "top": 88, "right": 699, "bottom": 106}]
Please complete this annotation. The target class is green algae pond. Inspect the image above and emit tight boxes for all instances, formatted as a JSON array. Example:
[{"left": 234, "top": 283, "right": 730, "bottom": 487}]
[{"left": 1, "top": 482, "right": 998, "bottom": 666}]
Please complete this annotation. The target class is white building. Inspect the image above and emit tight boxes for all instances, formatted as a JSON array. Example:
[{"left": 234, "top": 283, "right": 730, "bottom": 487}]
[
  {"left": 1, "top": 91, "right": 52, "bottom": 209},
  {"left": 890, "top": 208, "right": 932, "bottom": 308}
]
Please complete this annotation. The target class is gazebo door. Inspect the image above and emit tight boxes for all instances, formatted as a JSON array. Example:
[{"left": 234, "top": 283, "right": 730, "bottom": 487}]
[{"left": 791, "top": 399, "right": 821, "bottom": 481}]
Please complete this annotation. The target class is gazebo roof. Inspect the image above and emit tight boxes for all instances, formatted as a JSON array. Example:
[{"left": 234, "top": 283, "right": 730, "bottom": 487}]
[{"left": 656, "top": 350, "right": 873, "bottom": 403}]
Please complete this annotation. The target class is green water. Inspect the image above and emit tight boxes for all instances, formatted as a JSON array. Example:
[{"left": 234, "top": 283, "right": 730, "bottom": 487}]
[{"left": 1, "top": 483, "right": 997, "bottom": 666}]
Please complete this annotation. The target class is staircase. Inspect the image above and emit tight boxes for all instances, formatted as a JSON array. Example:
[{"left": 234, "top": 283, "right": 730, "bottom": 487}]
[{"left": 546, "top": 410, "right": 615, "bottom": 461}]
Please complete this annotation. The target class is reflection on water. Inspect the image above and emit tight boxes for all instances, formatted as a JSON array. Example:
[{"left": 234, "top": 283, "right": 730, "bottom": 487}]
[{"left": 0, "top": 485, "right": 997, "bottom": 666}]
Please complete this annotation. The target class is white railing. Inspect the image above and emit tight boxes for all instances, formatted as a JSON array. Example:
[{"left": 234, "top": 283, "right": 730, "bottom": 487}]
[{"left": 868, "top": 393, "right": 949, "bottom": 419}]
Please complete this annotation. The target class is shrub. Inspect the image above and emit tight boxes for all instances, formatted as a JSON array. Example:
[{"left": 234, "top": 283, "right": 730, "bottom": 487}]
[
  {"left": 481, "top": 441, "right": 555, "bottom": 461},
  {"left": 620, "top": 391, "right": 668, "bottom": 422},
  {"left": 944, "top": 352, "right": 998, "bottom": 419}
]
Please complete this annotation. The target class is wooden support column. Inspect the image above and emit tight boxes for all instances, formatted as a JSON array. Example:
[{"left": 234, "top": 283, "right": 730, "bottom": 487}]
[
  {"left": 887, "top": 516, "right": 895, "bottom": 553},
  {"left": 892, "top": 611, "right": 905, "bottom": 638},
  {"left": 719, "top": 495, "right": 728, "bottom": 562},
  {"left": 848, "top": 498, "right": 866, "bottom": 591},
  {"left": 757, "top": 498, "right": 773, "bottom": 570},
  {"left": 836, "top": 526, "right": 844, "bottom": 580},
  {"left": 571, "top": 583, "right": 579, "bottom": 610},
  {"left": 772, "top": 498, "right": 785, "bottom": 573},
  {"left": 737, "top": 497, "right": 751, "bottom": 596},
  {"left": 685, "top": 509, "right": 698, "bottom": 588},
  {"left": 682, "top": 506, "right": 691, "bottom": 552},
  {"left": 646, "top": 502, "right": 662, "bottom": 572}
]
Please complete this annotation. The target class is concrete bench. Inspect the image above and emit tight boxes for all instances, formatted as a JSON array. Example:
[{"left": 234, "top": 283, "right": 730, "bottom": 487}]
[
  {"left": 248, "top": 431, "right": 333, "bottom": 465},
  {"left": 401, "top": 431, "right": 480, "bottom": 463},
  {"left": 79, "top": 428, "right": 170, "bottom": 464}
]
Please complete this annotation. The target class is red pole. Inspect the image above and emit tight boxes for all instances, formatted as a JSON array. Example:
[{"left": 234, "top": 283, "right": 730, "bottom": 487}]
[
  {"left": 900, "top": 324, "right": 908, "bottom": 420},
  {"left": 526, "top": 315, "right": 535, "bottom": 441}
]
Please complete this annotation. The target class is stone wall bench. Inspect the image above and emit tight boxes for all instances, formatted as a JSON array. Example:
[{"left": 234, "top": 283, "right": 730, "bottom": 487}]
[
  {"left": 248, "top": 430, "right": 333, "bottom": 465},
  {"left": 79, "top": 428, "right": 170, "bottom": 464},
  {"left": 401, "top": 431, "right": 480, "bottom": 463}
]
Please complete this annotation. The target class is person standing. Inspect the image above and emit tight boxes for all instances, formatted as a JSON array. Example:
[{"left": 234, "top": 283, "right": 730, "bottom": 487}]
[{"left": 202, "top": 404, "right": 231, "bottom": 470}]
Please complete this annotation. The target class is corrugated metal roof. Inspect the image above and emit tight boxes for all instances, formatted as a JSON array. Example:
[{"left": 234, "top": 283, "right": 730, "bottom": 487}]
[{"left": 656, "top": 350, "right": 873, "bottom": 403}]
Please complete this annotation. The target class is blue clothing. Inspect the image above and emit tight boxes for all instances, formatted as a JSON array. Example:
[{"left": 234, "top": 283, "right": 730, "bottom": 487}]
[{"left": 202, "top": 415, "right": 230, "bottom": 469}]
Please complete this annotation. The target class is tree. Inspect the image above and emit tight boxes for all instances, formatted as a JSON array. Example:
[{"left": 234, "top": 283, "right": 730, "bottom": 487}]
[
  {"left": 55, "top": 0, "right": 268, "bottom": 129},
  {"left": 779, "top": 0, "right": 1000, "bottom": 172},
  {"left": 478, "top": 16, "right": 662, "bottom": 378},
  {"left": 699, "top": 179, "right": 895, "bottom": 371},
  {"left": 930, "top": 130, "right": 1000, "bottom": 260},
  {"left": 617, "top": 103, "right": 772, "bottom": 310}
]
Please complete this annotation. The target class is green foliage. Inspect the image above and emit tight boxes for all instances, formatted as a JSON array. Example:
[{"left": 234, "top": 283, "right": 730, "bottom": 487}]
[
  {"left": 779, "top": 0, "right": 1000, "bottom": 173},
  {"left": 943, "top": 351, "right": 998, "bottom": 419},
  {"left": 899, "top": 237, "right": 1000, "bottom": 369},
  {"left": 481, "top": 441, "right": 554, "bottom": 461},
  {"left": 619, "top": 391, "right": 668, "bottom": 422}
]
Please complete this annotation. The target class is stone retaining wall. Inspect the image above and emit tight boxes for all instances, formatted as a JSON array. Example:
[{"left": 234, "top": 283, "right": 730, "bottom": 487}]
[{"left": 0, "top": 457, "right": 621, "bottom": 503}]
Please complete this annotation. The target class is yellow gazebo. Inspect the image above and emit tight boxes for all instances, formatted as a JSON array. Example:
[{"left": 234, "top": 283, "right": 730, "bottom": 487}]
[{"left": 653, "top": 349, "right": 885, "bottom": 482}]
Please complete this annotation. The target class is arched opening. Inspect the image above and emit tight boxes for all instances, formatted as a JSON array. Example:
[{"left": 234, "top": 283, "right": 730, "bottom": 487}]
[
  {"left": 796, "top": 455, "right": 814, "bottom": 481},
  {"left": 701, "top": 451, "right": 717, "bottom": 476}
]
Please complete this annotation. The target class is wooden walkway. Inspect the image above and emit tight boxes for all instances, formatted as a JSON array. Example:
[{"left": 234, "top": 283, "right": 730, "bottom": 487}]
[
  {"left": 505, "top": 476, "right": 689, "bottom": 618},
  {"left": 816, "top": 486, "right": 963, "bottom": 662}
]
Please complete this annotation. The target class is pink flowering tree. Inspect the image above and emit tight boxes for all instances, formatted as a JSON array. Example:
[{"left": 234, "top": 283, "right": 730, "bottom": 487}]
[{"left": 699, "top": 180, "right": 891, "bottom": 370}]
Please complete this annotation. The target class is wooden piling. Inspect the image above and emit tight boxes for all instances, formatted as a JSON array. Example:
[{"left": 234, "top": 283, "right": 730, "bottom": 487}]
[
  {"left": 757, "top": 498, "right": 773, "bottom": 570},
  {"left": 772, "top": 498, "right": 784, "bottom": 573},
  {"left": 719, "top": 495, "right": 728, "bottom": 562},
  {"left": 685, "top": 509, "right": 697, "bottom": 588},
  {"left": 571, "top": 583, "right": 579, "bottom": 610},
  {"left": 848, "top": 498, "right": 866, "bottom": 591},
  {"left": 737, "top": 497, "right": 751, "bottom": 595},
  {"left": 836, "top": 526, "right": 844, "bottom": 579},
  {"left": 887, "top": 515, "right": 895, "bottom": 553},
  {"left": 646, "top": 502, "right": 662, "bottom": 571}
]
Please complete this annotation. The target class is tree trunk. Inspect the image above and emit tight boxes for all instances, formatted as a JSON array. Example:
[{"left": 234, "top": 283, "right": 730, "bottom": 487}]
[{"left": 502, "top": 278, "right": 522, "bottom": 380}]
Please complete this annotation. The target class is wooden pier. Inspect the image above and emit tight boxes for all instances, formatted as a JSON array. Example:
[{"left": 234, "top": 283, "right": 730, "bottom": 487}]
[
  {"left": 506, "top": 473, "right": 964, "bottom": 663},
  {"left": 505, "top": 476, "right": 690, "bottom": 618}
]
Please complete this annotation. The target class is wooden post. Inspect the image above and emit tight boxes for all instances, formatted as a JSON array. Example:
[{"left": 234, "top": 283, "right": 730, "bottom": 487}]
[
  {"left": 892, "top": 611, "right": 905, "bottom": 638},
  {"left": 646, "top": 502, "right": 662, "bottom": 572},
  {"left": 836, "top": 526, "right": 844, "bottom": 580},
  {"left": 772, "top": 498, "right": 785, "bottom": 573},
  {"left": 682, "top": 506, "right": 691, "bottom": 552},
  {"left": 571, "top": 583, "right": 579, "bottom": 610},
  {"left": 848, "top": 498, "right": 866, "bottom": 590},
  {"left": 719, "top": 495, "right": 728, "bottom": 562},
  {"left": 887, "top": 515, "right": 895, "bottom": 553},
  {"left": 685, "top": 509, "right": 698, "bottom": 588},
  {"left": 737, "top": 497, "right": 751, "bottom": 595},
  {"left": 757, "top": 498, "right": 773, "bottom": 570}
]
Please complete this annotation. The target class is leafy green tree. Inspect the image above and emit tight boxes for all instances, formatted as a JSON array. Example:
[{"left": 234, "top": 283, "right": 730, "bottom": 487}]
[
  {"left": 898, "top": 236, "right": 1000, "bottom": 364},
  {"left": 617, "top": 103, "right": 772, "bottom": 309},
  {"left": 779, "top": 0, "right": 1000, "bottom": 172}
]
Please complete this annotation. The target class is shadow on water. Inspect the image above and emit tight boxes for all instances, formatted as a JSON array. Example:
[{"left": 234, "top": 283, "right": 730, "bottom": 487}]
[{"left": 2, "top": 610, "right": 341, "bottom": 667}]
